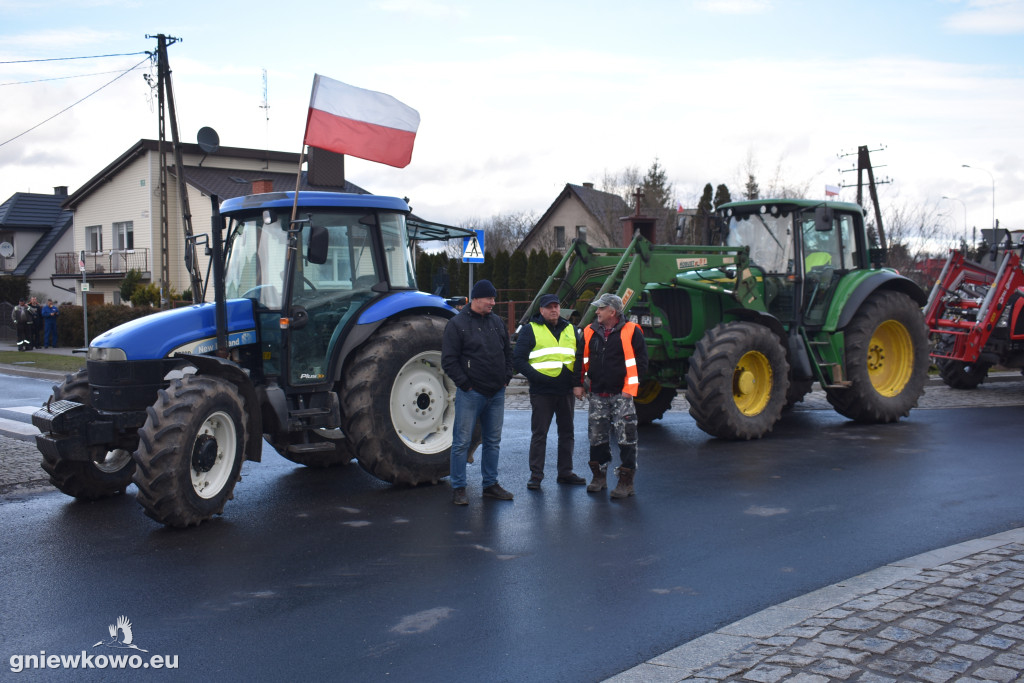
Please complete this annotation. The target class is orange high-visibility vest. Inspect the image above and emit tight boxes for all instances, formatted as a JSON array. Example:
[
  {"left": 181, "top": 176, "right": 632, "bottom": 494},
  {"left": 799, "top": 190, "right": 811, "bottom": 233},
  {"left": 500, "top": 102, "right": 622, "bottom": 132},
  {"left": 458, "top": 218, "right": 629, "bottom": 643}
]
[{"left": 582, "top": 321, "right": 640, "bottom": 396}]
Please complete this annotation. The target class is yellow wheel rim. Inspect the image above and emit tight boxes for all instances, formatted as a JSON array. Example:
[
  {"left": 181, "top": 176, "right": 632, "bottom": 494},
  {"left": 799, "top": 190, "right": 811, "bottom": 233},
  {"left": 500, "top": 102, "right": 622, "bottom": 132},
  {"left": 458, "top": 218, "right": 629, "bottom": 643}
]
[
  {"left": 868, "top": 319, "right": 913, "bottom": 396},
  {"left": 732, "top": 350, "right": 773, "bottom": 416}
]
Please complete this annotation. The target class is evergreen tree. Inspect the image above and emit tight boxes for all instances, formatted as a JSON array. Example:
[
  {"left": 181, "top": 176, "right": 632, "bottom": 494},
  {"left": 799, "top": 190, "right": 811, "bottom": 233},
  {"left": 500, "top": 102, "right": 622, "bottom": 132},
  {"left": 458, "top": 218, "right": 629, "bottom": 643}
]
[
  {"left": 713, "top": 184, "right": 732, "bottom": 209},
  {"left": 693, "top": 184, "right": 714, "bottom": 244},
  {"left": 744, "top": 174, "right": 760, "bottom": 200},
  {"left": 490, "top": 250, "right": 510, "bottom": 292},
  {"left": 415, "top": 251, "right": 433, "bottom": 293},
  {"left": 641, "top": 158, "right": 677, "bottom": 243},
  {"left": 526, "top": 249, "right": 548, "bottom": 294},
  {"left": 711, "top": 184, "right": 732, "bottom": 244},
  {"left": 508, "top": 250, "right": 528, "bottom": 299}
]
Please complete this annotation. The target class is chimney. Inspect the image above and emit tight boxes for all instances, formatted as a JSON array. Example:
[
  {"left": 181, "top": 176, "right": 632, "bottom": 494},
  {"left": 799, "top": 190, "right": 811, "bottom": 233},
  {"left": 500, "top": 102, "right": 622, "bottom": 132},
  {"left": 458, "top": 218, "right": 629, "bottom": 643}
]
[
  {"left": 53, "top": 186, "right": 68, "bottom": 196},
  {"left": 582, "top": 182, "right": 594, "bottom": 189},
  {"left": 251, "top": 179, "right": 274, "bottom": 194}
]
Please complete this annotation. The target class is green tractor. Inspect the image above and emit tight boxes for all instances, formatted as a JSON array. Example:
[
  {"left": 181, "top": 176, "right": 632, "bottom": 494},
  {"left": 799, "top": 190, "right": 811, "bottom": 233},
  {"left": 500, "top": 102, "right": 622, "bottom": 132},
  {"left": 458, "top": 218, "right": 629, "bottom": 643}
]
[{"left": 519, "top": 198, "right": 930, "bottom": 439}]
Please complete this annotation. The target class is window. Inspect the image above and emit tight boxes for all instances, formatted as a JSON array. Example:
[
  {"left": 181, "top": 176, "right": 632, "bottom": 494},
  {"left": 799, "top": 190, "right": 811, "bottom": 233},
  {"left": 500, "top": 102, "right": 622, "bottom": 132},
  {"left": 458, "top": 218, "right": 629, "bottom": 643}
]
[
  {"left": 113, "top": 221, "right": 134, "bottom": 251},
  {"left": 576, "top": 225, "right": 587, "bottom": 243},
  {"left": 86, "top": 225, "right": 102, "bottom": 253},
  {"left": 554, "top": 225, "right": 565, "bottom": 249}
]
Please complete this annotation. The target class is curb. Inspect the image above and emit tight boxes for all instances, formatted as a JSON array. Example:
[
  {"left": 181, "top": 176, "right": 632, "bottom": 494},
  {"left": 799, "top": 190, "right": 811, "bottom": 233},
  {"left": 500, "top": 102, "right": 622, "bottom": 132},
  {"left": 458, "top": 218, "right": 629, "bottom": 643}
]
[{"left": 605, "top": 527, "right": 1024, "bottom": 681}]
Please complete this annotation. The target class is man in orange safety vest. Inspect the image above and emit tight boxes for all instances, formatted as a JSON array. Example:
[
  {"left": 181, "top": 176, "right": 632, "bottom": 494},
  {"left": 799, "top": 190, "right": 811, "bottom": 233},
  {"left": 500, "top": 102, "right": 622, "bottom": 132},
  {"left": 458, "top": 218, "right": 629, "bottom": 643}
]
[{"left": 575, "top": 292, "right": 648, "bottom": 498}]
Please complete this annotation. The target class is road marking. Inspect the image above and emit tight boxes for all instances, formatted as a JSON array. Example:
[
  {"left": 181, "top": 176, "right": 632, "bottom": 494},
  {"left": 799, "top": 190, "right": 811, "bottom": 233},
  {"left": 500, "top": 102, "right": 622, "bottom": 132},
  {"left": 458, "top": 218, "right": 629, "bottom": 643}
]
[
  {"left": 0, "top": 415, "right": 39, "bottom": 440},
  {"left": 5, "top": 405, "right": 41, "bottom": 416}
]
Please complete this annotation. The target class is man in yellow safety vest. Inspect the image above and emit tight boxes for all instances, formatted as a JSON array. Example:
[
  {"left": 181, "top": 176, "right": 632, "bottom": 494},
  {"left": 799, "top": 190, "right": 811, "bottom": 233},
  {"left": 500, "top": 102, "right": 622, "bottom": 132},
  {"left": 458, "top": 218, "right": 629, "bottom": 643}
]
[{"left": 513, "top": 293, "right": 586, "bottom": 490}]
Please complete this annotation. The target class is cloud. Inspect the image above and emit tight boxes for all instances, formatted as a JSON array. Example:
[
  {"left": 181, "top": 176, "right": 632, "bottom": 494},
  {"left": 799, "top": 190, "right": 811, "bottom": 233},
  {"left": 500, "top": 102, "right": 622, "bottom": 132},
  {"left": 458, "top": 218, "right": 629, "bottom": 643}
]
[
  {"left": 945, "top": 0, "right": 1024, "bottom": 34},
  {"left": 693, "top": 0, "right": 772, "bottom": 14}
]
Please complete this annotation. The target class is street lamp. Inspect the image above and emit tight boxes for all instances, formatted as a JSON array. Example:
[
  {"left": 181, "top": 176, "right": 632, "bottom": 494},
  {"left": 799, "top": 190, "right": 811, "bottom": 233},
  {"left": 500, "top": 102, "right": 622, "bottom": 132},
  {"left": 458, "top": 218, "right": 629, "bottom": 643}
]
[
  {"left": 942, "top": 195, "right": 967, "bottom": 252},
  {"left": 961, "top": 164, "right": 996, "bottom": 233}
]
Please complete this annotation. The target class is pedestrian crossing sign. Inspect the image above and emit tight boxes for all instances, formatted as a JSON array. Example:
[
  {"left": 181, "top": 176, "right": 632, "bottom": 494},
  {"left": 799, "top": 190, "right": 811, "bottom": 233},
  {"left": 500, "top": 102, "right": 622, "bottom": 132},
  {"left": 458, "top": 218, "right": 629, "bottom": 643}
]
[{"left": 462, "top": 229, "right": 485, "bottom": 263}]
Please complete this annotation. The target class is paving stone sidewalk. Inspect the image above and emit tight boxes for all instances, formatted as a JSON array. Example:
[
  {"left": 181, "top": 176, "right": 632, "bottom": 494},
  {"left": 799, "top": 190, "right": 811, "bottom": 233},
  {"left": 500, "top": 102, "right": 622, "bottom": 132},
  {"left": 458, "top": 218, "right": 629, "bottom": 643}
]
[{"left": 609, "top": 529, "right": 1024, "bottom": 683}]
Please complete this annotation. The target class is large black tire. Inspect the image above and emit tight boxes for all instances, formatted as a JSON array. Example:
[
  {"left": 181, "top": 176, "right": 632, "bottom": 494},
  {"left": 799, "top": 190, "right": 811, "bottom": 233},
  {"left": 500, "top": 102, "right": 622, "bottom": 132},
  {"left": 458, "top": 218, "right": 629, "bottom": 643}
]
[
  {"left": 634, "top": 381, "right": 677, "bottom": 425},
  {"left": 39, "top": 369, "right": 136, "bottom": 500},
  {"left": 686, "top": 321, "right": 790, "bottom": 440},
  {"left": 275, "top": 429, "right": 356, "bottom": 468},
  {"left": 934, "top": 334, "right": 990, "bottom": 390},
  {"left": 133, "top": 374, "right": 248, "bottom": 527},
  {"left": 342, "top": 316, "right": 456, "bottom": 485},
  {"left": 784, "top": 378, "right": 814, "bottom": 410},
  {"left": 825, "top": 290, "right": 929, "bottom": 422}
]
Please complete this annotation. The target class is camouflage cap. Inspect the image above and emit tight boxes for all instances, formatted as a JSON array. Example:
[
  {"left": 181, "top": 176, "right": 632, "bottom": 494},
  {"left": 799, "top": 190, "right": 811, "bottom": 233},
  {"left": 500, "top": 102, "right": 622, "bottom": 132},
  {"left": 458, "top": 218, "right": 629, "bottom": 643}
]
[{"left": 590, "top": 293, "right": 623, "bottom": 314}]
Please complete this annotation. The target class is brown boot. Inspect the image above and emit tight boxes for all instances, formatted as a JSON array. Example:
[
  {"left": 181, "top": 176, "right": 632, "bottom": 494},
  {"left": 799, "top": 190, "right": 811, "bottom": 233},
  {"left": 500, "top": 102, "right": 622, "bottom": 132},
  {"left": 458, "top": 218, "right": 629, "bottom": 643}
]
[
  {"left": 610, "top": 467, "right": 635, "bottom": 499},
  {"left": 587, "top": 461, "right": 607, "bottom": 493}
]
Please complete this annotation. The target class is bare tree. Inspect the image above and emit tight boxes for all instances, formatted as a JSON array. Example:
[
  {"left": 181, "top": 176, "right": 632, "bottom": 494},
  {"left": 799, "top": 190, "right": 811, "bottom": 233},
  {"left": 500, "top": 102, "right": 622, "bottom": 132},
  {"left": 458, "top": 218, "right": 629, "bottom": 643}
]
[
  {"left": 882, "top": 197, "right": 954, "bottom": 289},
  {"left": 600, "top": 166, "right": 643, "bottom": 205},
  {"left": 446, "top": 210, "right": 539, "bottom": 258}
]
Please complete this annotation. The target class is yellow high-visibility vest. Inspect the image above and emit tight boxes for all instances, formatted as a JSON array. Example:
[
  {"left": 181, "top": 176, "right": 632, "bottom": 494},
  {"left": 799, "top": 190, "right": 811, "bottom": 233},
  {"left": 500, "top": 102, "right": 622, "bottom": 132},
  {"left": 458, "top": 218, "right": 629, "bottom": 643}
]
[{"left": 528, "top": 322, "right": 577, "bottom": 377}]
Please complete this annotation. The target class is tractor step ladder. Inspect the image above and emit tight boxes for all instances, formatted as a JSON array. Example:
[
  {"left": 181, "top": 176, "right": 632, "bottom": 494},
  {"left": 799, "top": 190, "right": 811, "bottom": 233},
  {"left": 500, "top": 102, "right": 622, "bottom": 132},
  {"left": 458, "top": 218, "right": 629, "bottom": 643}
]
[{"left": 803, "top": 334, "right": 851, "bottom": 388}]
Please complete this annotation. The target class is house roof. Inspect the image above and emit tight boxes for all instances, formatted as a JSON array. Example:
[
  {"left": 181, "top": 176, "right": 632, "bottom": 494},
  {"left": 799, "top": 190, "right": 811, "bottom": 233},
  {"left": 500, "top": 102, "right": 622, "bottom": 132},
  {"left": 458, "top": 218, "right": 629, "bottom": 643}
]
[
  {"left": 518, "top": 183, "right": 631, "bottom": 250},
  {"left": 0, "top": 191, "right": 74, "bottom": 276},
  {"left": 181, "top": 166, "right": 368, "bottom": 201},
  {"left": 62, "top": 139, "right": 304, "bottom": 209},
  {"left": 0, "top": 191, "right": 70, "bottom": 229}
]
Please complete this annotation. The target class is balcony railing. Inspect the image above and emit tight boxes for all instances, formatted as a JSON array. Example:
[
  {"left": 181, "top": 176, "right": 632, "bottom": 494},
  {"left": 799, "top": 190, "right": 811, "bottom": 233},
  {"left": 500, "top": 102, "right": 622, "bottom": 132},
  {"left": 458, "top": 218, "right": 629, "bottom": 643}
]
[{"left": 54, "top": 249, "right": 150, "bottom": 277}]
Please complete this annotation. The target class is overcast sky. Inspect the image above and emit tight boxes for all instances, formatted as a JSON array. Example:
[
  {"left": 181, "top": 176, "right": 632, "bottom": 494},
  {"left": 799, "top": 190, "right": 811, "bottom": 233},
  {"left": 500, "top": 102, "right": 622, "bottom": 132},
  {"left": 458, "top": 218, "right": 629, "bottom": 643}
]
[{"left": 2, "top": 0, "right": 1022, "bottom": 244}]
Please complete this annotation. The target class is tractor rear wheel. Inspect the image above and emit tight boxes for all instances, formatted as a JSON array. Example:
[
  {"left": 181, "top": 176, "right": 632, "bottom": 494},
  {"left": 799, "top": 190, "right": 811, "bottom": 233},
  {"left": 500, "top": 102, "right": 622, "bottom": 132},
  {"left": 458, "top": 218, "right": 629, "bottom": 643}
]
[
  {"left": 825, "top": 290, "right": 928, "bottom": 422},
  {"left": 133, "top": 374, "right": 247, "bottom": 527},
  {"left": 634, "top": 381, "right": 676, "bottom": 425},
  {"left": 342, "top": 316, "right": 456, "bottom": 485},
  {"left": 39, "top": 369, "right": 136, "bottom": 500},
  {"left": 687, "top": 321, "right": 790, "bottom": 440}
]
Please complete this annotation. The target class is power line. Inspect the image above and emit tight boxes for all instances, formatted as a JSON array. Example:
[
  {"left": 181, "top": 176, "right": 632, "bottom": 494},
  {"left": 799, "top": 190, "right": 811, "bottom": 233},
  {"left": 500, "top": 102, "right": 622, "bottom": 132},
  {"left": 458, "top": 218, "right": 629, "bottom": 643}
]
[
  {"left": 0, "top": 51, "right": 149, "bottom": 65},
  {"left": 0, "top": 55, "right": 151, "bottom": 149},
  {"left": 0, "top": 64, "right": 148, "bottom": 87}
]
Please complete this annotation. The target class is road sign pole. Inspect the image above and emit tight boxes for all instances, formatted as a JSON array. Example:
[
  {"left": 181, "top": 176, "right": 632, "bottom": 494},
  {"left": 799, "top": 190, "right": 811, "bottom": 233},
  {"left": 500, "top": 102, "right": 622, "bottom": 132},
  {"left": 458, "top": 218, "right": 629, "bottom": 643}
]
[{"left": 468, "top": 263, "right": 474, "bottom": 298}]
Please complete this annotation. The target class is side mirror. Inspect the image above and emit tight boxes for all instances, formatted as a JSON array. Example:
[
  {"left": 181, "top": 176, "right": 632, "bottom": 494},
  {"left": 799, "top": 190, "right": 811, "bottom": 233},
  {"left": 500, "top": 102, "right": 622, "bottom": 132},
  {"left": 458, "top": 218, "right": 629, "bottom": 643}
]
[
  {"left": 814, "top": 206, "right": 834, "bottom": 231},
  {"left": 307, "top": 225, "right": 329, "bottom": 265}
]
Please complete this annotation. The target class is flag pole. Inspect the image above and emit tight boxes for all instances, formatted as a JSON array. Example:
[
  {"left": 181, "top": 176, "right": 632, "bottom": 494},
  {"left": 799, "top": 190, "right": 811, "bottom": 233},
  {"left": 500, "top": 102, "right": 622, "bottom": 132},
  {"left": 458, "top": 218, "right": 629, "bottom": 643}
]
[{"left": 291, "top": 144, "right": 306, "bottom": 225}]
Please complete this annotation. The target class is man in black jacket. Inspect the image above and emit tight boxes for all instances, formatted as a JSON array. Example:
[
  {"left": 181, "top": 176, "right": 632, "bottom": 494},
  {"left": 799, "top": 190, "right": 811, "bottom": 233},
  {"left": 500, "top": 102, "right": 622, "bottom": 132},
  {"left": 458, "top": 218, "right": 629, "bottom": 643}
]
[
  {"left": 513, "top": 294, "right": 585, "bottom": 489},
  {"left": 577, "top": 293, "right": 649, "bottom": 498},
  {"left": 441, "top": 279, "right": 515, "bottom": 505}
]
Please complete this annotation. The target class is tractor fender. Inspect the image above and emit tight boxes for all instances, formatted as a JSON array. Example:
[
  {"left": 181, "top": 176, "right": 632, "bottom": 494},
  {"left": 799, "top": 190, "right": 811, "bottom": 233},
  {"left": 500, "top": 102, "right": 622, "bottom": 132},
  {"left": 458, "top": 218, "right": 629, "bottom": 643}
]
[
  {"left": 171, "top": 353, "right": 264, "bottom": 463},
  {"left": 331, "top": 292, "right": 457, "bottom": 384},
  {"left": 833, "top": 271, "right": 927, "bottom": 330},
  {"left": 727, "top": 307, "right": 813, "bottom": 380}
]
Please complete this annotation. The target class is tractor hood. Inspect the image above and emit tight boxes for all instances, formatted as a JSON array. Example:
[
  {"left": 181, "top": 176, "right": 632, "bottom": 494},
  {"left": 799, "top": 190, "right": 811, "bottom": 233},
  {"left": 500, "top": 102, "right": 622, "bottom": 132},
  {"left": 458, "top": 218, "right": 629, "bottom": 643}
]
[{"left": 89, "top": 300, "right": 258, "bottom": 361}]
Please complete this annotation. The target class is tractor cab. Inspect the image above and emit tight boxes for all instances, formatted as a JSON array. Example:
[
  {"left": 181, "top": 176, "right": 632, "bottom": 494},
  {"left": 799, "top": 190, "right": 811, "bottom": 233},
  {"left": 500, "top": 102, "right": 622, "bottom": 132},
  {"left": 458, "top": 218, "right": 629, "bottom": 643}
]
[
  {"left": 721, "top": 199, "right": 868, "bottom": 327},
  {"left": 222, "top": 193, "right": 417, "bottom": 389}
]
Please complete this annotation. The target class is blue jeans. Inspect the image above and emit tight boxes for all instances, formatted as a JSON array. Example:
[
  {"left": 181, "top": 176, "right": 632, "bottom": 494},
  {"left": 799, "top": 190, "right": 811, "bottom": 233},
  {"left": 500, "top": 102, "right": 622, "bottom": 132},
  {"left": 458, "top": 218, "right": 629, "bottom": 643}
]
[{"left": 449, "top": 387, "right": 505, "bottom": 490}]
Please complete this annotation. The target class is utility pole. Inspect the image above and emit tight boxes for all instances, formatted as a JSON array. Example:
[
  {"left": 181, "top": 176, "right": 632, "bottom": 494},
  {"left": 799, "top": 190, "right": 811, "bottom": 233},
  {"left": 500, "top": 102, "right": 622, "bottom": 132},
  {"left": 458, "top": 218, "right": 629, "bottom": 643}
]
[
  {"left": 145, "top": 34, "right": 204, "bottom": 305},
  {"left": 839, "top": 145, "right": 891, "bottom": 258}
]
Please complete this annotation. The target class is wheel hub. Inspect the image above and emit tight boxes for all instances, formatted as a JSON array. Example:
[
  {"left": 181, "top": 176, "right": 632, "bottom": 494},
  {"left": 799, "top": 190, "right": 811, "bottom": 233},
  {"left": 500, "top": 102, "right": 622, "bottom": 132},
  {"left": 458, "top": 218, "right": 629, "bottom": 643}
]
[
  {"left": 390, "top": 351, "right": 456, "bottom": 454},
  {"left": 192, "top": 434, "right": 218, "bottom": 473}
]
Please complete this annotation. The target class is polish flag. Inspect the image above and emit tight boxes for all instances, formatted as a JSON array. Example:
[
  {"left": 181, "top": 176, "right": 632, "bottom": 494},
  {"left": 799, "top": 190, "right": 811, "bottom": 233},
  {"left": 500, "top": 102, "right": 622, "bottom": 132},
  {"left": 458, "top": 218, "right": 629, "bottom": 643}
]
[
  {"left": 825, "top": 184, "right": 841, "bottom": 197},
  {"left": 303, "top": 74, "right": 420, "bottom": 168}
]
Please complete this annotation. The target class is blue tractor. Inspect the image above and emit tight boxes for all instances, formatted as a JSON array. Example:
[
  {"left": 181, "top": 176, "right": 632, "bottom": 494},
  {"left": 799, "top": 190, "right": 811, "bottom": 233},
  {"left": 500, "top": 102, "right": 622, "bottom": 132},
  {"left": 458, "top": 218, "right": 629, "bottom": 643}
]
[{"left": 34, "top": 191, "right": 472, "bottom": 527}]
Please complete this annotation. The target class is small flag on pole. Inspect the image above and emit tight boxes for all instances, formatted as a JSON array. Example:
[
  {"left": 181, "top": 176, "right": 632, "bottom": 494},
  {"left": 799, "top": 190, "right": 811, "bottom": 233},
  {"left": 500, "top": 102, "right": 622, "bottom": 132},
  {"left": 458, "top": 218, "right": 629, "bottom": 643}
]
[
  {"left": 825, "top": 184, "right": 841, "bottom": 198},
  {"left": 304, "top": 74, "right": 420, "bottom": 168},
  {"left": 677, "top": 202, "right": 685, "bottom": 213}
]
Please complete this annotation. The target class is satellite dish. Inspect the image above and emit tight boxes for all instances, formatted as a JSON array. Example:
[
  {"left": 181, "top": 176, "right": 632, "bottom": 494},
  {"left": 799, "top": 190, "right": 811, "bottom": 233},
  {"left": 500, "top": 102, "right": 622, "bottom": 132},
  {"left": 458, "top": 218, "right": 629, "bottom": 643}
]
[
  {"left": 197, "top": 127, "right": 220, "bottom": 154},
  {"left": 0, "top": 242, "right": 12, "bottom": 258}
]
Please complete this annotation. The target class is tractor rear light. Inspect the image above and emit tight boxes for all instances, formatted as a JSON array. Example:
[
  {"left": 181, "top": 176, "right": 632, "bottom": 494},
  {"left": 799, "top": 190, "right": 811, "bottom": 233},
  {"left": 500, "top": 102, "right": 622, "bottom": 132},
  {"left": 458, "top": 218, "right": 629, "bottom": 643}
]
[{"left": 280, "top": 317, "right": 289, "bottom": 329}]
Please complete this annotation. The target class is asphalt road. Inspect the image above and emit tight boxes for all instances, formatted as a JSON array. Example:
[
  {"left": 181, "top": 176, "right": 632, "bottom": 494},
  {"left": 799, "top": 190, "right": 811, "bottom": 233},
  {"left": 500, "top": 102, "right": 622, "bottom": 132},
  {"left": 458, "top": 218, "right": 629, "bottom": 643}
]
[{"left": 3, "top": 398, "right": 1024, "bottom": 681}]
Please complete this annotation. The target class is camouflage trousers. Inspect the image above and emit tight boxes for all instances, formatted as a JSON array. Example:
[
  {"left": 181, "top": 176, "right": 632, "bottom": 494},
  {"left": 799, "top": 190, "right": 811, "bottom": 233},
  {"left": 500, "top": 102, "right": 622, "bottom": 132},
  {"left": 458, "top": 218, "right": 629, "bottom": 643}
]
[{"left": 587, "top": 393, "right": 638, "bottom": 470}]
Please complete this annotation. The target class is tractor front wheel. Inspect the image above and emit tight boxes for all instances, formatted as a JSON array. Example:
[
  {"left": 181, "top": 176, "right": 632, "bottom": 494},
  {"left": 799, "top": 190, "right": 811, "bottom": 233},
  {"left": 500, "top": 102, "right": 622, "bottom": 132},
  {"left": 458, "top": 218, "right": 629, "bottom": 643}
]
[
  {"left": 133, "top": 374, "right": 247, "bottom": 527},
  {"left": 634, "top": 381, "right": 676, "bottom": 425},
  {"left": 825, "top": 290, "right": 928, "bottom": 422},
  {"left": 342, "top": 316, "right": 456, "bottom": 485},
  {"left": 39, "top": 369, "right": 136, "bottom": 500},
  {"left": 934, "top": 334, "right": 990, "bottom": 390},
  {"left": 686, "top": 321, "right": 790, "bottom": 440}
]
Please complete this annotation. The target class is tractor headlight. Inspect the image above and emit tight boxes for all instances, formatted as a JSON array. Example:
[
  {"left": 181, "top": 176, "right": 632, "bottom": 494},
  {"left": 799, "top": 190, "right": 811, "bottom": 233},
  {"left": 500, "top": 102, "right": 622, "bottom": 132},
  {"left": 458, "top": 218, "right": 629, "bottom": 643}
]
[{"left": 88, "top": 346, "right": 127, "bottom": 361}]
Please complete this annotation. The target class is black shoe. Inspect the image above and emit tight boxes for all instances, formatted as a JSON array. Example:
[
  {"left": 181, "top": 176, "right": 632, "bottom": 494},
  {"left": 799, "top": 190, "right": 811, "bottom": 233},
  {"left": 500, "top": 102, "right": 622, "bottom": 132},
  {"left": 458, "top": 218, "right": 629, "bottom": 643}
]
[
  {"left": 452, "top": 487, "right": 468, "bottom": 506},
  {"left": 482, "top": 483, "right": 514, "bottom": 500},
  {"left": 526, "top": 478, "right": 541, "bottom": 490},
  {"left": 557, "top": 473, "right": 587, "bottom": 485}
]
